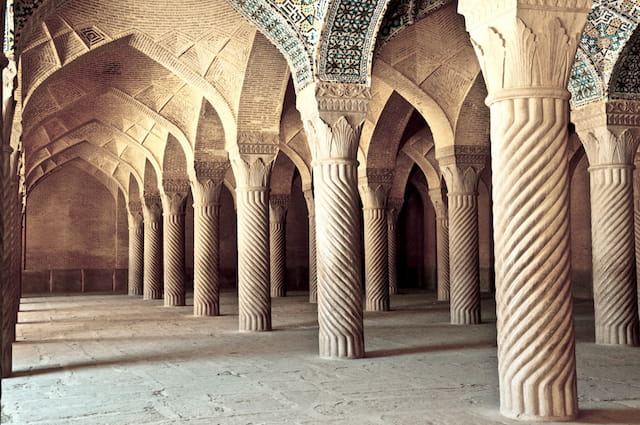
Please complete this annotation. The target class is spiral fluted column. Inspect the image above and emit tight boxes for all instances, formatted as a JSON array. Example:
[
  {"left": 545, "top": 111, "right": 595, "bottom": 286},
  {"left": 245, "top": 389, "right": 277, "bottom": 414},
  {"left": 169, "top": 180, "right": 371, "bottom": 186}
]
[
  {"left": 191, "top": 162, "right": 227, "bottom": 316},
  {"left": 142, "top": 195, "right": 163, "bottom": 300},
  {"left": 439, "top": 157, "right": 484, "bottom": 325},
  {"left": 360, "top": 180, "right": 391, "bottom": 311},
  {"left": 297, "top": 82, "right": 370, "bottom": 359},
  {"left": 459, "top": 1, "right": 590, "bottom": 419},
  {"left": 429, "top": 189, "right": 450, "bottom": 301},
  {"left": 231, "top": 155, "right": 274, "bottom": 332},
  {"left": 387, "top": 198, "right": 403, "bottom": 296},
  {"left": 161, "top": 181, "right": 189, "bottom": 307},
  {"left": 575, "top": 124, "right": 640, "bottom": 346},
  {"left": 127, "top": 202, "right": 144, "bottom": 296},
  {"left": 304, "top": 189, "right": 317, "bottom": 303},
  {"left": 270, "top": 195, "right": 289, "bottom": 298}
]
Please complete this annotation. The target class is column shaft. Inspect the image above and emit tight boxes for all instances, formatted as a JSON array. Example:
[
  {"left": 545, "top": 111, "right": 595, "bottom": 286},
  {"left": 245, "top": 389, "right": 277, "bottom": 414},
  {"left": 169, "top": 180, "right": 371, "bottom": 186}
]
[
  {"left": 143, "top": 217, "right": 162, "bottom": 300},
  {"left": 163, "top": 212, "right": 186, "bottom": 306},
  {"left": 436, "top": 216, "right": 450, "bottom": 301},
  {"left": 364, "top": 207, "right": 389, "bottom": 311},
  {"left": 304, "top": 190, "right": 317, "bottom": 303},
  {"left": 127, "top": 221, "right": 144, "bottom": 296},
  {"left": 589, "top": 166, "right": 639, "bottom": 345},
  {"left": 448, "top": 193, "right": 480, "bottom": 324},
  {"left": 314, "top": 160, "right": 364, "bottom": 358},
  {"left": 491, "top": 96, "right": 577, "bottom": 420},
  {"left": 387, "top": 219, "right": 398, "bottom": 295},
  {"left": 270, "top": 220, "right": 286, "bottom": 297},
  {"left": 193, "top": 203, "right": 221, "bottom": 316},
  {"left": 237, "top": 188, "right": 271, "bottom": 331}
]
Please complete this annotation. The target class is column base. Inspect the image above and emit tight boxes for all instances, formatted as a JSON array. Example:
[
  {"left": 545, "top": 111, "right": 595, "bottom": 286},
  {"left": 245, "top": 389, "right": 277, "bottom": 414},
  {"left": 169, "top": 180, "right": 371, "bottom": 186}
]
[
  {"left": 144, "top": 290, "right": 162, "bottom": 300},
  {"left": 194, "top": 303, "right": 219, "bottom": 317},
  {"left": 451, "top": 310, "right": 481, "bottom": 325},
  {"left": 501, "top": 410, "right": 578, "bottom": 423},
  {"left": 596, "top": 324, "right": 639, "bottom": 346},
  {"left": 366, "top": 299, "right": 389, "bottom": 312},
  {"left": 128, "top": 288, "right": 143, "bottom": 296},
  {"left": 239, "top": 315, "right": 271, "bottom": 332},
  {"left": 319, "top": 335, "right": 364, "bottom": 359},
  {"left": 164, "top": 296, "right": 185, "bottom": 307},
  {"left": 271, "top": 288, "right": 286, "bottom": 297},
  {"left": 389, "top": 287, "right": 398, "bottom": 295}
]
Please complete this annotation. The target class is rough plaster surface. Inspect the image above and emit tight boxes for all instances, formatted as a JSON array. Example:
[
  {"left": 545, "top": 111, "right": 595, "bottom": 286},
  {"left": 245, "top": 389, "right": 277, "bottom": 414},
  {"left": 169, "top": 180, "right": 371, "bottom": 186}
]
[{"left": 2, "top": 292, "right": 639, "bottom": 425}]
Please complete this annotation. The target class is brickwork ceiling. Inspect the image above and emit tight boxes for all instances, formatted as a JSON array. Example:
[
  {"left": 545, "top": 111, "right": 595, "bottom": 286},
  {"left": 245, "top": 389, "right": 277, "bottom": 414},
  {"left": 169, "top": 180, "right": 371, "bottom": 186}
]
[{"left": 9, "top": 0, "right": 640, "bottom": 201}]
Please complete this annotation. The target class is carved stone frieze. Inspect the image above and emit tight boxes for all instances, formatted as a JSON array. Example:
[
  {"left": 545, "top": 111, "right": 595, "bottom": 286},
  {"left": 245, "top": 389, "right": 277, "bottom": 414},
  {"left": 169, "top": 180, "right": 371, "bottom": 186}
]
[
  {"left": 162, "top": 179, "right": 191, "bottom": 194},
  {"left": 436, "top": 145, "right": 489, "bottom": 167},
  {"left": 365, "top": 168, "right": 394, "bottom": 185},
  {"left": 315, "top": 82, "right": 371, "bottom": 115},
  {"left": 194, "top": 160, "right": 229, "bottom": 181}
]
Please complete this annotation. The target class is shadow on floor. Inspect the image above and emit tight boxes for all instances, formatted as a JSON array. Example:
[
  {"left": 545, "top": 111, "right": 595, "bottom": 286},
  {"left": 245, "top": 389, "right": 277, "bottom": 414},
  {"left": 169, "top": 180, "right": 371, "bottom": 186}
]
[
  {"left": 578, "top": 408, "right": 640, "bottom": 424},
  {"left": 366, "top": 341, "right": 496, "bottom": 358}
]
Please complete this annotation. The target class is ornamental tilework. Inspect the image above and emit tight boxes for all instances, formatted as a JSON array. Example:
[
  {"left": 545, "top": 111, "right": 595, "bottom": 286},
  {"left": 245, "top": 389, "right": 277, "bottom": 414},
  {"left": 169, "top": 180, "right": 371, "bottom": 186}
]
[
  {"left": 318, "top": 0, "right": 389, "bottom": 82},
  {"left": 569, "top": 0, "right": 640, "bottom": 107},
  {"left": 611, "top": 28, "right": 640, "bottom": 97}
]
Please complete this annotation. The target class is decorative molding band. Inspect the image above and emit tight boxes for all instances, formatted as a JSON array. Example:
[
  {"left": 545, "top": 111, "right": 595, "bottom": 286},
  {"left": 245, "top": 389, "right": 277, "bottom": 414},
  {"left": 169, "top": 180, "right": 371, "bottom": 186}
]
[
  {"left": 162, "top": 179, "right": 191, "bottom": 194},
  {"left": 194, "top": 160, "right": 229, "bottom": 180},
  {"left": 436, "top": 145, "right": 490, "bottom": 166}
]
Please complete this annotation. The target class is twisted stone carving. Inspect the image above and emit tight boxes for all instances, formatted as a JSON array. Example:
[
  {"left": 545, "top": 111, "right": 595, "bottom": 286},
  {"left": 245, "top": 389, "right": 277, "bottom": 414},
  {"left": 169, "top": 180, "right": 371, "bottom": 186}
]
[
  {"left": 579, "top": 128, "right": 640, "bottom": 345},
  {"left": 127, "top": 202, "right": 144, "bottom": 296},
  {"left": 191, "top": 176, "right": 224, "bottom": 317},
  {"left": 143, "top": 194, "right": 163, "bottom": 300},
  {"left": 387, "top": 198, "right": 403, "bottom": 296},
  {"left": 440, "top": 159, "right": 484, "bottom": 325},
  {"left": 161, "top": 184, "right": 189, "bottom": 307},
  {"left": 232, "top": 156, "right": 273, "bottom": 331},
  {"left": 459, "top": 2, "right": 589, "bottom": 419},
  {"left": 429, "top": 189, "right": 450, "bottom": 301},
  {"left": 1, "top": 146, "right": 20, "bottom": 378},
  {"left": 360, "top": 183, "right": 390, "bottom": 311},
  {"left": 304, "top": 189, "right": 317, "bottom": 303},
  {"left": 270, "top": 195, "right": 289, "bottom": 297}
]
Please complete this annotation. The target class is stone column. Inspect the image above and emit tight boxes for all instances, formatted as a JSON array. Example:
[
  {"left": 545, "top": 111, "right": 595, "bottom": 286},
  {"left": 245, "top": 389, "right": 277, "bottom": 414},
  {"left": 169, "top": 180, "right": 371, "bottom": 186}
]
[
  {"left": 231, "top": 151, "right": 275, "bottom": 331},
  {"left": 458, "top": 1, "right": 590, "bottom": 420},
  {"left": 161, "top": 180, "right": 189, "bottom": 307},
  {"left": 360, "top": 176, "right": 391, "bottom": 311},
  {"left": 386, "top": 198, "right": 403, "bottom": 296},
  {"left": 127, "top": 201, "right": 144, "bottom": 296},
  {"left": 297, "top": 82, "right": 370, "bottom": 359},
  {"left": 635, "top": 158, "right": 640, "bottom": 313},
  {"left": 270, "top": 195, "right": 289, "bottom": 297},
  {"left": 142, "top": 194, "right": 163, "bottom": 300},
  {"left": 429, "top": 189, "right": 449, "bottom": 301},
  {"left": 191, "top": 161, "right": 227, "bottom": 316},
  {"left": 574, "top": 109, "right": 640, "bottom": 346},
  {"left": 303, "top": 188, "right": 317, "bottom": 303},
  {"left": 439, "top": 149, "right": 486, "bottom": 324}
]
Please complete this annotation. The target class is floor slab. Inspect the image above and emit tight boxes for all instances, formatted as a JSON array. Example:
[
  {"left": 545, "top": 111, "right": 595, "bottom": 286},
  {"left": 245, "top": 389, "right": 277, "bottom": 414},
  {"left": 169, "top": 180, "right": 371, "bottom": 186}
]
[{"left": 2, "top": 291, "right": 639, "bottom": 425}]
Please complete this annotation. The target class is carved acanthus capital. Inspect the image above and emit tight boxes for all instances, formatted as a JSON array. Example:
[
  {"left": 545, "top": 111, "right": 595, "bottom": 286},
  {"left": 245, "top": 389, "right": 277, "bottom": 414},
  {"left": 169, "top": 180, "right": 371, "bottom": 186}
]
[
  {"left": 459, "top": 1, "right": 591, "bottom": 97},
  {"left": 128, "top": 201, "right": 144, "bottom": 227},
  {"left": 359, "top": 183, "right": 390, "bottom": 209},
  {"left": 296, "top": 82, "right": 371, "bottom": 162},
  {"left": 191, "top": 178, "right": 223, "bottom": 207},
  {"left": 428, "top": 188, "right": 448, "bottom": 219},
  {"left": 437, "top": 145, "right": 487, "bottom": 194},
  {"left": 269, "top": 194, "right": 289, "bottom": 223},
  {"left": 386, "top": 197, "right": 404, "bottom": 223},
  {"left": 161, "top": 191, "right": 189, "bottom": 215},
  {"left": 581, "top": 128, "right": 640, "bottom": 167},
  {"left": 142, "top": 193, "right": 163, "bottom": 221},
  {"left": 230, "top": 155, "right": 274, "bottom": 188},
  {"left": 441, "top": 164, "right": 483, "bottom": 195}
]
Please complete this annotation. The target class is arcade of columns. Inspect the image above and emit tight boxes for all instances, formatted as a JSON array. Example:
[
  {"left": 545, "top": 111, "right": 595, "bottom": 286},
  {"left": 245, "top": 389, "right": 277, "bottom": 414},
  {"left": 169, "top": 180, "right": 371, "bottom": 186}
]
[{"left": 1, "top": 0, "right": 640, "bottom": 422}]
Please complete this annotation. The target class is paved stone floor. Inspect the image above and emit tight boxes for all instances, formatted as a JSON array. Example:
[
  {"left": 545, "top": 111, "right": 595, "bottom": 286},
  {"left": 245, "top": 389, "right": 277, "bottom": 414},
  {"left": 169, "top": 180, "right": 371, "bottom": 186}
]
[{"left": 1, "top": 291, "right": 639, "bottom": 425}]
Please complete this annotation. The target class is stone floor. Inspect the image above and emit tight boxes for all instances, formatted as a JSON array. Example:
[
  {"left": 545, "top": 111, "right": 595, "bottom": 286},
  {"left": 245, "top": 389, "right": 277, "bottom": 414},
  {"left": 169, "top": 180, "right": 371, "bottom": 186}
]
[{"left": 1, "top": 291, "right": 639, "bottom": 425}]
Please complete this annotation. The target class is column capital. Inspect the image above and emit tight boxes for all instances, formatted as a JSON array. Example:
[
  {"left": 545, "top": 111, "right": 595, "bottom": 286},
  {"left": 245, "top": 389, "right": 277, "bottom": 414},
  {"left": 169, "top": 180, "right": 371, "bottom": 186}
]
[
  {"left": 269, "top": 194, "right": 289, "bottom": 223},
  {"left": 191, "top": 178, "right": 223, "bottom": 207},
  {"left": 359, "top": 183, "right": 390, "bottom": 209},
  {"left": 387, "top": 197, "right": 403, "bottom": 222},
  {"left": 128, "top": 201, "right": 144, "bottom": 227},
  {"left": 437, "top": 145, "right": 488, "bottom": 194},
  {"left": 161, "top": 179, "right": 190, "bottom": 214},
  {"left": 428, "top": 188, "right": 448, "bottom": 219},
  {"left": 230, "top": 155, "right": 275, "bottom": 189},
  {"left": 142, "top": 192, "right": 163, "bottom": 221},
  {"left": 580, "top": 127, "right": 640, "bottom": 167},
  {"left": 296, "top": 82, "right": 371, "bottom": 162},
  {"left": 459, "top": 0, "right": 591, "bottom": 97}
]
